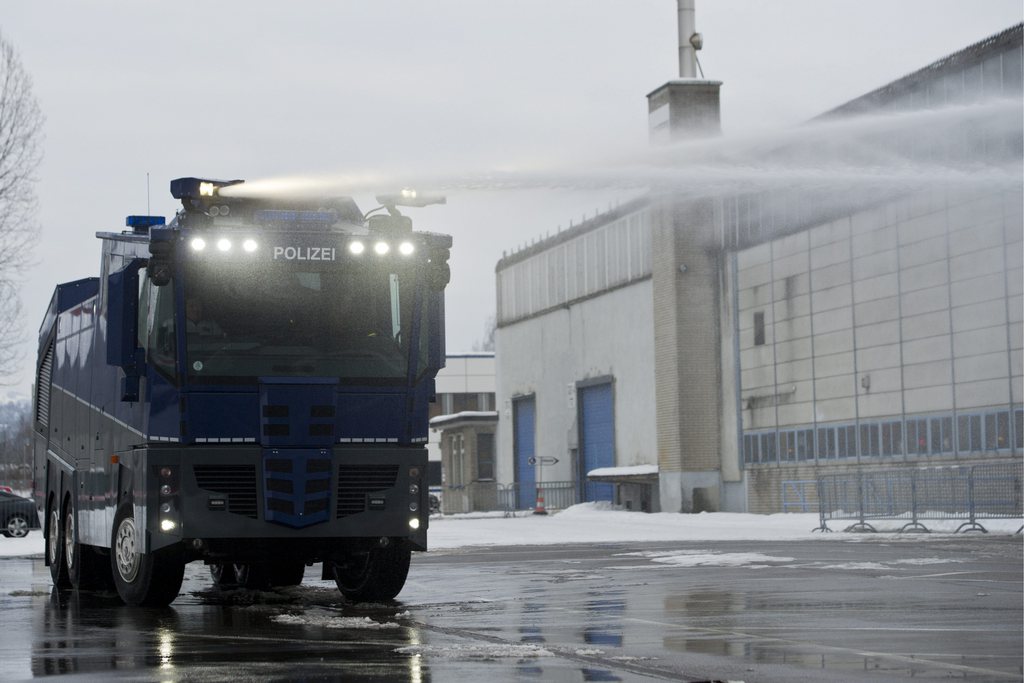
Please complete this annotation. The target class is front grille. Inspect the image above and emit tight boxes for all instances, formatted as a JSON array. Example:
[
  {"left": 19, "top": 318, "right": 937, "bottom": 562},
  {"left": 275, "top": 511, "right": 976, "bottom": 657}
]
[
  {"left": 307, "top": 478, "right": 329, "bottom": 494},
  {"left": 336, "top": 465, "right": 399, "bottom": 518},
  {"left": 194, "top": 465, "right": 258, "bottom": 519},
  {"left": 311, "top": 405, "right": 335, "bottom": 418},
  {"left": 267, "top": 498, "right": 294, "bottom": 515},
  {"left": 265, "top": 458, "right": 292, "bottom": 473},
  {"left": 266, "top": 478, "right": 293, "bottom": 494}
]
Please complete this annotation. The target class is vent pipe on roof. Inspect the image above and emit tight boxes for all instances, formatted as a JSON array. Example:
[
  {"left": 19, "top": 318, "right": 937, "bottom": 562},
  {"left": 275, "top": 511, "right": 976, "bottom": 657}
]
[
  {"left": 677, "top": 0, "right": 698, "bottom": 78},
  {"left": 646, "top": 0, "right": 720, "bottom": 143}
]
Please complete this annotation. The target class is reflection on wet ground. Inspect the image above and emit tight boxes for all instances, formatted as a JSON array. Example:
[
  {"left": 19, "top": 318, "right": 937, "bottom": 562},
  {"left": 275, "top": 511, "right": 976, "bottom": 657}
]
[{"left": 0, "top": 537, "right": 1021, "bottom": 681}]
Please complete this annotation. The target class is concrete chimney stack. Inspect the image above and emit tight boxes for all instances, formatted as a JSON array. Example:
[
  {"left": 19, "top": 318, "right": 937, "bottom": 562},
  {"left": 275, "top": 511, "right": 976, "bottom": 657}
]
[{"left": 647, "top": 0, "right": 722, "bottom": 144}]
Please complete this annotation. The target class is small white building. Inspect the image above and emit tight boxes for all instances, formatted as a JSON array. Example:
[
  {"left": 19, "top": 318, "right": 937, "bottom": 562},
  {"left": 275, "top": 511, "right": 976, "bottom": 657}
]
[{"left": 427, "top": 353, "right": 496, "bottom": 487}]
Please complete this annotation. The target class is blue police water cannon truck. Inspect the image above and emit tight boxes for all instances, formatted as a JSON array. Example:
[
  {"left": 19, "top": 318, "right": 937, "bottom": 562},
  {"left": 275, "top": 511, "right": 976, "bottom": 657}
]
[{"left": 32, "top": 177, "right": 451, "bottom": 606}]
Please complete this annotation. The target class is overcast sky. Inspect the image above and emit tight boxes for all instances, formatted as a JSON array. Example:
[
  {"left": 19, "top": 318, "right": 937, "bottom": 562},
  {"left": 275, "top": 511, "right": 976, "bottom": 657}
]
[{"left": 2, "top": 0, "right": 1021, "bottom": 400}]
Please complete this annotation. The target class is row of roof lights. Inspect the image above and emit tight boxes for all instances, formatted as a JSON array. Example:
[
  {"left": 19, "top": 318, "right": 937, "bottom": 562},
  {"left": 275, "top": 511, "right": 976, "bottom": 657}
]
[
  {"left": 188, "top": 238, "right": 416, "bottom": 255},
  {"left": 189, "top": 237, "right": 258, "bottom": 253},
  {"left": 350, "top": 240, "right": 416, "bottom": 256}
]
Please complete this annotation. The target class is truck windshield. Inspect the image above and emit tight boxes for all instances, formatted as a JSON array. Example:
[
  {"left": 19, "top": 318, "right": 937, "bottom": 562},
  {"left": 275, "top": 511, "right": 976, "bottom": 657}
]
[{"left": 183, "top": 258, "right": 421, "bottom": 384}]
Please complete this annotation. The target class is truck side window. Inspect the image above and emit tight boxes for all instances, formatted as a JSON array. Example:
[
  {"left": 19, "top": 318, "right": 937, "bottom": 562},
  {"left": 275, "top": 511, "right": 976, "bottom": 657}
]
[{"left": 148, "top": 283, "right": 177, "bottom": 381}]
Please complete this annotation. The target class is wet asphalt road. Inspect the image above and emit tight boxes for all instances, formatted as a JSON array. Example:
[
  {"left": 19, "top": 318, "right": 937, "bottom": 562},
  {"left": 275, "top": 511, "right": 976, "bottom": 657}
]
[{"left": 0, "top": 535, "right": 1020, "bottom": 682}]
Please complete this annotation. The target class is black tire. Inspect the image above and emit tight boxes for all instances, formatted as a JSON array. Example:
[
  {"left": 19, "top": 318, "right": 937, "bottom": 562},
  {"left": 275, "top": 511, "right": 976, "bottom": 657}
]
[
  {"left": 61, "top": 495, "right": 115, "bottom": 591},
  {"left": 64, "top": 502, "right": 82, "bottom": 587},
  {"left": 5, "top": 513, "right": 31, "bottom": 538},
  {"left": 268, "top": 559, "right": 305, "bottom": 587},
  {"left": 232, "top": 563, "right": 269, "bottom": 590},
  {"left": 47, "top": 496, "right": 70, "bottom": 589},
  {"left": 110, "top": 503, "right": 185, "bottom": 607},
  {"left": 332, "top": 541, "right": 411, "bottom": 603},
  {"left": 209, "top": 563, "right": 237, "bottom": 588}
]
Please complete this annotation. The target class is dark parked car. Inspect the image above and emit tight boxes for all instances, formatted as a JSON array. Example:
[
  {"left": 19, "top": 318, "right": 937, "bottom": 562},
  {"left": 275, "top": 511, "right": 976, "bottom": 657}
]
[{"left": 0, "top": 491, "right": 41, "bottom": 538}]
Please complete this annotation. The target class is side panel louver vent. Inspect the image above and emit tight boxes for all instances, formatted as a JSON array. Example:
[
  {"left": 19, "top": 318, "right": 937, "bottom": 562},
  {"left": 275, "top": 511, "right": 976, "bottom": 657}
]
[
  {"left": 194, "top": 465, "right": 258, "bottom": 519},
  {"left": 36, "top": 339, "right": 54, "bottom": 428},
  {"left": 336, "top": 465, "right": 399, "bottom": 518}
]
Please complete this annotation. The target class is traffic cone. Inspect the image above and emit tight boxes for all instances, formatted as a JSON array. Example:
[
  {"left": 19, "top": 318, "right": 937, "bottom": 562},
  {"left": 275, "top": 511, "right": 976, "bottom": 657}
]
[{"left": 533, "top": 489, "right": 548, "bottom": 515}]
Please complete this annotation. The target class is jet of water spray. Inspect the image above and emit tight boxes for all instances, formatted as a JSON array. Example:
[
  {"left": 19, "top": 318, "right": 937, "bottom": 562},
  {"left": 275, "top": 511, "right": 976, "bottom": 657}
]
[{"left": 219, "top": 98, "right": 1022, "bottom": 205}]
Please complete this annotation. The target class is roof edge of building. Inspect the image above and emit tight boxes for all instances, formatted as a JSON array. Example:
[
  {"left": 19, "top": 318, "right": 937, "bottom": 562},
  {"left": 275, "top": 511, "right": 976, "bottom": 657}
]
[
  {"left": 816, "top": 23, "right": 1023, "bottom": 120},
  {"left": 495, "top": 195, "right": 653, "bottom": 272}
]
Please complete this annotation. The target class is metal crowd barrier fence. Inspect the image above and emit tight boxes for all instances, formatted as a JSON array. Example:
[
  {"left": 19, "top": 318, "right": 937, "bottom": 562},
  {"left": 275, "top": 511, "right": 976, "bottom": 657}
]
[
  {"left": 442, "top": 481, "right": 580, "bottom": 517},
  {"left": 781, "top": 480, "right": 818, "bottom": 512},
  {"left": 816, "top": 462, "right": 1023, "bottom": 533}
]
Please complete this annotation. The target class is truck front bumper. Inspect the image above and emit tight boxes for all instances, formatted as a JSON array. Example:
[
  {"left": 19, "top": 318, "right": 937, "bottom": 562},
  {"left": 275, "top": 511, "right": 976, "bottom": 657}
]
[{"left": 138, "top": 445, "right": 428, "bottom": 553}]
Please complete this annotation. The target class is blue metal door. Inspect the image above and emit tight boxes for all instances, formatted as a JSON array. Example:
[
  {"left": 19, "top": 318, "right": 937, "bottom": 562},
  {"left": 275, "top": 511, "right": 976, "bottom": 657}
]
[
  {"left": 579, "top": 383, "right": 614, "bottom": 502},
  {"left": 513, "top": 397, "right": 536, "bottom": 510}
]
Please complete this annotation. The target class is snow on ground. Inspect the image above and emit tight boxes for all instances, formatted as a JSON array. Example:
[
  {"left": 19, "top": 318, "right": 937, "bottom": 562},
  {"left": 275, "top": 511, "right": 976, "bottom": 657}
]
[
  {"left": 396, "top": 644, "right": 554, "bottom": 659},
  {"left": 272, "top": 610, "right": 402, "bottom": 629},
  {"left": 1, "top": 502, "right": 1020, "bottom": 559},
  {"left": 614, "top": 549, "right": 796, "bottom": 568},
  {"left": 427, "top": 503, "right": 1023, "bottom": 549},
  {"left": 0, "top": 534, "right": 44, "bottom": 558}
]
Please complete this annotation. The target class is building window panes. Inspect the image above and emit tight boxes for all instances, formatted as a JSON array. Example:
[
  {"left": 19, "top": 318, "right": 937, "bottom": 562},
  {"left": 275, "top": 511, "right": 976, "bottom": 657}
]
[
  {"left": 880, "top": 421, "right": 902, "bottom": 457},
  {"left": 797, "top": 429, "right": 814, "bottom": 460},
  {"left": 476, "top": 433, "right": 495, "bottom": 481},
  {"left": 907, "top": 418, "right": 927, "bottom": 455},
  {"left": 742, "top": 407, "right": 1023, "bottom": 468},
  {"left": 931, "top": 417, "right": 953, "bottom": 455},
  {"left": 754, "top": 311, "right": 766, "bottom": 346},
  {"left": 958, "top": 414, "right": 982, "bottom": 453},
  {"left": 760, "top": 433, "right": 777, "bottom": 463},
  {"left": 743, "top": 433, "right": 761, "bottom": 464},
  {"left": 817, "top": 427, "right": 836, "bottom": 459},
  {"left": 781, "top": 431, "right": 796, "bottom": 461},
  {"left": 836, "top": 425, "right": 856, "bottom": 458}
]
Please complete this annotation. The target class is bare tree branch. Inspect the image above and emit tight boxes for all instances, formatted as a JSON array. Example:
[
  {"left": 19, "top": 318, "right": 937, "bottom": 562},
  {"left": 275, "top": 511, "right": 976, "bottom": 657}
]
[
  {"left": 471, "top": 315, "right": 496, "bottom": 353},
  {"left": 0, "top": 32, "right": 43, "bottom": 381}
]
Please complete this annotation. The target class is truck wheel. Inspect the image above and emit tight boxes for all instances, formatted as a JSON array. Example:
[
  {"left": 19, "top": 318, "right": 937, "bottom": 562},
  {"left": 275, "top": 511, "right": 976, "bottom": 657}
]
[
  {"left": 4, "top": 514, "right": 30, "bottom": 538},
  {"left": 62, "top": 498, "right": 115, "bottom": 591},
  {"left": 232, "top": 563, "right": 271, "bottom": 590},
  {"left": 268, "top": 559, "right": 305, "bottom": 587},
  {"left": 209, "top": 563, "right": 237, "bottom": 588},
  {"left": 47, "top": 498, "right": 70, "bottom": 589},
  {"left": 63, "top": 503, "right": 80, "bottom": 586},
  {"left": 332, "top": 541, "right": 411, "bottom": 603},
  {"left": 110, "top": 503, "right": 185, "bottom": 607}
]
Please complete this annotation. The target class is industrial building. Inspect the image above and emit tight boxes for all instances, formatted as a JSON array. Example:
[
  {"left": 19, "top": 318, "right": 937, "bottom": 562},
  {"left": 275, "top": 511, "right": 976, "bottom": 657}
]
[{"left": 494, "top": 21, "right": 1023, "bottom": 513}]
